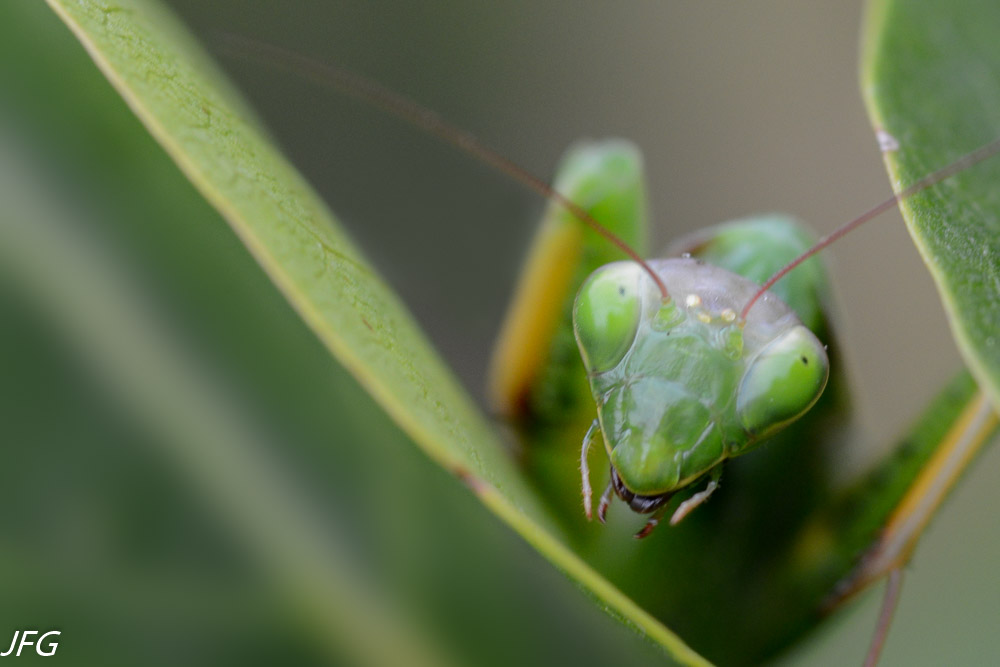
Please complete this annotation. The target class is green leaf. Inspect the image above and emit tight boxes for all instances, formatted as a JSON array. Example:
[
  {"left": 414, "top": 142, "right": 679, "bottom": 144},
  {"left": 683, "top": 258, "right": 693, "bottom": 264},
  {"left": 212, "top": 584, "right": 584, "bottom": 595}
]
[
  {"left": 862, "top": 0, "right": 1000, "bottom": 410},
  {"left": 43, "top": 0, "right": 708, "bottom": 663}
]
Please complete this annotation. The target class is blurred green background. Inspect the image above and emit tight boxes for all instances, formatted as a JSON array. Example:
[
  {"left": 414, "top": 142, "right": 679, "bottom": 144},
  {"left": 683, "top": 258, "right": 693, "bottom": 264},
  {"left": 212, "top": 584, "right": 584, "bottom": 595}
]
[{"left": 1, "top": 1, "right": 998, "bottom": 665}]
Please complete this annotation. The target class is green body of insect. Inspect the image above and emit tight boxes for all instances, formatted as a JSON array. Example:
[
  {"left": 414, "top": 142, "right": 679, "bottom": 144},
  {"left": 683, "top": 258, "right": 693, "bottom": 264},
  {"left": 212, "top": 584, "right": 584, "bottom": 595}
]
[
  {"left": 485, "top": 135, "right": 999, "bottom": 662},
  {"left": 491, "top": 138, "right": 835, "bottom": 535}
]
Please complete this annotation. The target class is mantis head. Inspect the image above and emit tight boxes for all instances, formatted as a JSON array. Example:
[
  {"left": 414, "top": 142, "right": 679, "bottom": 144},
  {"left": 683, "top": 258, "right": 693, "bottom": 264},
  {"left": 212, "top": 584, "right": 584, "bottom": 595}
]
[{"left": 573, "top": 259, "right": 828, "bottom": 532}]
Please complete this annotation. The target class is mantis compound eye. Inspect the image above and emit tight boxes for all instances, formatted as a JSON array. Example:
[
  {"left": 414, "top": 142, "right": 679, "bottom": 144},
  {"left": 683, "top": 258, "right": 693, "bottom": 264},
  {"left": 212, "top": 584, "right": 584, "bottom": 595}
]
[
  {"left": 737, "top": 324, "right": 829, "bottom": 437},
  {"left": 573, "top": 263, "right": 642, "bottom": 374}
]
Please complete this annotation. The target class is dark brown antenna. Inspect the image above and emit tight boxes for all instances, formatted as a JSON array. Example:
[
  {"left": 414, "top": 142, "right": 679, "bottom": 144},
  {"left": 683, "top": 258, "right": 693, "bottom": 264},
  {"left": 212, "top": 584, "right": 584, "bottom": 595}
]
[
  {"left": 218, "top": 33, "right": 671, "bottom": 302},
  {"left": 740, "top": 136, "right": 1000, "bottom": 320},
  {"left": 862, "top": 568, "right": 904, "bottom": 667}
]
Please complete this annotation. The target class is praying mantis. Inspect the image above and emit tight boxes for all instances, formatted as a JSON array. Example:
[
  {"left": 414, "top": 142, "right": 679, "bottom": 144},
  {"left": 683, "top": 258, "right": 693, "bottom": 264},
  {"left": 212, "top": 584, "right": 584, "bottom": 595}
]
[{"left": 193, "top": 0, "right": 1000, "bottom": 664}]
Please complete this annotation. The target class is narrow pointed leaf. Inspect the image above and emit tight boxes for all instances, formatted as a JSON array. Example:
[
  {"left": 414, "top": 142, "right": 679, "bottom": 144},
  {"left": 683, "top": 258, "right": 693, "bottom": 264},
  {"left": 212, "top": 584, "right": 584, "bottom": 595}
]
[
  {"left": 44, "top": 0, "right": 708, "bottom": 662},
  {"left": 862, "top": 0, "right": 1000, "bottom": 410}
]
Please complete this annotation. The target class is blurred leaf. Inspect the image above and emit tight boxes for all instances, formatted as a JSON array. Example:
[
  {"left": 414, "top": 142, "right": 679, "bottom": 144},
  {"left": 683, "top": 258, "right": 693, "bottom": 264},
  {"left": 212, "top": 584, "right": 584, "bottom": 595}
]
[
  {"left": 1, "top": 77, "right": 461, "bottom": 667},
  {"left": 862, "top": 0, "right": 1000, "bottom": 410},
  {"left": 42, "top": 0, "right": 707, "bottom": 663}
]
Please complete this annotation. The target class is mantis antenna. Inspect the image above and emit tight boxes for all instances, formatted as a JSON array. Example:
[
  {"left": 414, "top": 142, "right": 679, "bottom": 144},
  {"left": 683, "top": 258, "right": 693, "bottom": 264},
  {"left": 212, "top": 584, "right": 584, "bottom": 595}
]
[
  {"left": 217, "top": 33, "right": 672, "bottom": 303},
  {"left": 740, "top": 136, "right": 1000, "bottom": 320}
]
